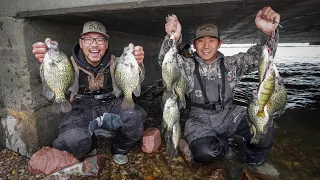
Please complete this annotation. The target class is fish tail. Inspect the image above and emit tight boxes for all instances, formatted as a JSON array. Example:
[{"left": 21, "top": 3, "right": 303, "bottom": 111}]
[
  {"left": 165, "top": 130, "right": 178, "bottom": 157},
  {"left": 256, "top": 111, "right": 266, "bottom": 118},
  {"left": 121, "top": 97, "right": 135, "bottom": 110},
  {"left": 52, "top": 102, "right": 61, "bottom": 114},
  {"left": 165, "top": 90, "right": 177, "bottom": 100},
  {"left": 179, "top": 97, "right": 186, "bottom": 110},
  {"left": 250, "top": 133, "right": 261, "bottom": 144},
  {"left": 61, "top": 100, "right": 72, "bottom": 113}
]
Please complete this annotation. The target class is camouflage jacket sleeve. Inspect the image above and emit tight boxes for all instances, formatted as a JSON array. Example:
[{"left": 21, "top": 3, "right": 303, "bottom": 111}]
[{"left": 224, "top": 30, "right": 279, "bottom": 80}]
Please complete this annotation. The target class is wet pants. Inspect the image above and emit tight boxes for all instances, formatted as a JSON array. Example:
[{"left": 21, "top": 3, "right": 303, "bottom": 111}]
[
  {"left": 189, "top": 115, "right": 274, "bottom": 165},
  {"left": 52, "top": 98, "right": 147, "bottom": 159}
]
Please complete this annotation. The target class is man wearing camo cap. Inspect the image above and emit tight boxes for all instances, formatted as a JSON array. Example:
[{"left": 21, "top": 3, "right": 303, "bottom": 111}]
[
  {"left": 158, "top": 6, "right": 281, "bottom": 177},
  {"left": 32, "top": 21, "right": 147, "bottom": 165}
]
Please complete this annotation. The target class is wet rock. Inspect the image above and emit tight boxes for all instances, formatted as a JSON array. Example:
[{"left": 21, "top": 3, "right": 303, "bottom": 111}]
[
  {"left": 142, "top": 128, "right": 161, "bottom": 153},
  {"left": 82, "top": 155, "right": 108, "bottom": 176},
  {"left": 178, "top": 139, "right": 192, "bottom": 161},
  {"left": 209, "top": 168, "right": 227, "bottom": 180},
  {"left": 28, "top": 146, "right": 79, "bottom": 175},
  {"left": 240, "top": 167, "right": 278, "bottom": 180}
]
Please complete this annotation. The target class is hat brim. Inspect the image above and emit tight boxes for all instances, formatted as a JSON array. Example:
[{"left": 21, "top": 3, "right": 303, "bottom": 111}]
[
  {"left": 193, "top": 34, "right": 219, "bottom": 41},
  {"left": 80, "top": 32, "right": 109, "bottom": 39}
]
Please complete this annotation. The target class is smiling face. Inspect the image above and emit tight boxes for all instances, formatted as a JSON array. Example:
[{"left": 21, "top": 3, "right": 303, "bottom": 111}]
[
  {"left": 79, "top": 32, "right": 108, "bottom": 67},
  {"left": 193, "top": 36, "right": 222, "bottom": 64}
]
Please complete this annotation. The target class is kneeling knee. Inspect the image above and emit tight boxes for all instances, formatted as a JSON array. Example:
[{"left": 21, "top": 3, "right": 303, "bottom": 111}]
[
  {"left": 53, "top": 128, "right": 93, "bottom": 159},
  {"left": 189, "top": 137, "right": 227, "bottom": 163}
]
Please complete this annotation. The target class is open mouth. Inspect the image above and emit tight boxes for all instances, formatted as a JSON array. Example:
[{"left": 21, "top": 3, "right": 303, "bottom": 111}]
[{"left": 90, "top": 50, "right": 100, "bottom": 57}]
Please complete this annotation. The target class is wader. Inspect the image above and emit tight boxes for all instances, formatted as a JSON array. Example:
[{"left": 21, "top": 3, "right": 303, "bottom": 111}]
[
  {"left": 52, "top": 47, "right": 147, "bottom": 159},
  {"left": 184, "top": 57, "right": 274, "bottom": 164}
]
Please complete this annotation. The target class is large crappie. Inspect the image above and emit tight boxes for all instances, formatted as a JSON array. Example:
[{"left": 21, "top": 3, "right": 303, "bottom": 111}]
[
  {"left": 40, "top": 38, "right": 78, "bottom": 114},
  {"left": 162, "top": 96, "right": 181, "bottom": 156},
  {"left": 162, "top": 35, "right": 180, "bottom": 93},
  {"left": 112, "top": 43, "right": 144, "bottom": 109}
]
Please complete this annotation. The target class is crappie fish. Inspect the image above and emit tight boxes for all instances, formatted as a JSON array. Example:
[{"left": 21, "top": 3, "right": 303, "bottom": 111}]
[
  {"left": 174, "top": 64, "right": 188, "bottom": 109},
  {"left": 162, "top": 34, "right": 180, "bottom": 93},
  {"left": 257, "top": 63, "right": 275, "bottom": 118},
  {"left": 162, "top": 96, "right": 180, "bottom": 156},
  {"left": 265, "top": 64, "right": 287, "bottom": 118},
  {"left": 170, "top": 121, "right": 181, "bottom": 157},
  {"left": 258, "top": 46, "right": 271, "bottom": 83},
  {"left": 112, "top": 43, "right": 144, "bottom": 109},
  {"left": 40, "top": 38, "right": 78, "bottom": 114},
  {"left": 247, "top": 97, "right": 271, "bottom": 144}
]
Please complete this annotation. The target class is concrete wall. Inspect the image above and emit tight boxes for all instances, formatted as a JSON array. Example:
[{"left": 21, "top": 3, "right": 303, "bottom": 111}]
[{"left": 0, "top": 16, "right": 162, "bottom": 156}]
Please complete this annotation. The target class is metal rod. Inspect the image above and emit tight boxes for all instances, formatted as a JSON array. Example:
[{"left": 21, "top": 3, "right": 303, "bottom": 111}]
[{"left": 273, "top": 20, "right": 283, "bottom": 28}]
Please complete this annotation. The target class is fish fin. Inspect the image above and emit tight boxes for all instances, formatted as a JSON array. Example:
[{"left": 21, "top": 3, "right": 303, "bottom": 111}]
[
  {"left": 138, "top": 64, "right": 145, "bottom": 84},
  {"left": 121, "top": 98, "right": 134, "bottom": 110},
  {"left": 40, "top": 64, "right": 55, "bottom": 100},
  {"left": 113, "top": 85, "right": 122, "bottom": 97},
  {"left": 61, "top": 100, "right": 72, "bottom": 113},
  {"left": 256, "top": 110, "right": 266, "bottom": 118},
  {"left": 165, "top": 90, "right": 177, "bottom": 100},
  {"left": 110, "top": 55, "right": 122, "bottom": 97},
  {"left": 133, "top": 85, "right": 141, "bottom": 97},
  {"left": 0, "top": 108, "right": 8, "bottom": 117},
  {"left": 52, "top": 102, "right": 62, "bottom": 114},
  {"left": 42, "top": 84, "right": 55, "bottom": 100},
  {"left": 179, "top": 97, "right": 186, "bottom": 110},
  {"left": 250, "top": 133, "right": 261, "bottom": 144},
  {"left": 165, "top": 130, "right": 178, "bottom": 157},
  {"left": 161, "top": 121, "right": 167, "bottom": 134},
  {"left": 249, "top": 125, "right": 260, "bottom": 144}
]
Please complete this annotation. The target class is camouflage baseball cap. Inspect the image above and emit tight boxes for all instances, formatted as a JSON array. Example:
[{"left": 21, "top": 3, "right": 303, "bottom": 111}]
[
  {"left": 194, "top": 23, "right": 220, "bottom": 40},
  {"left": 81, "top": 21, "right": 109, "bottom": 39}
]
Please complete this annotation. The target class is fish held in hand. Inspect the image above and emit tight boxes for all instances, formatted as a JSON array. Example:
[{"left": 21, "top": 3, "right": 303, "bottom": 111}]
[
  {"left": 112, "top": 43, "right": 144, "bottom": 110},
  {"left": 162, "top": 37, "right": 180, "bottom": 94},
  {"left": 40, "top": 38, "right": 78, "bottom": 114}
]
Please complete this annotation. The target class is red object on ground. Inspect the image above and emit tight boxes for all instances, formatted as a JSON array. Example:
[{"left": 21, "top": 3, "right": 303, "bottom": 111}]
[
  {"left": 141, "top": 127, "right": 162, "bottom": 153},
  {"left": 28, "top": 146, "right": 79, "bottom": 175}
]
